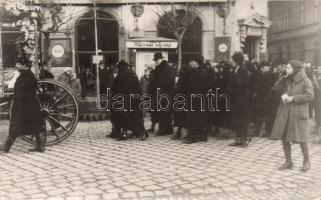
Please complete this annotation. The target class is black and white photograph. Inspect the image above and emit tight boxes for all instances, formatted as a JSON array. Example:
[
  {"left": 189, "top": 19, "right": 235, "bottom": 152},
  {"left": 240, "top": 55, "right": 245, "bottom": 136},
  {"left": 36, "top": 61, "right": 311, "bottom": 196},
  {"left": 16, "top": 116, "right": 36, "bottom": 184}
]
[{"left": 0, "top": 0, "right": 320, "bottom": 199}]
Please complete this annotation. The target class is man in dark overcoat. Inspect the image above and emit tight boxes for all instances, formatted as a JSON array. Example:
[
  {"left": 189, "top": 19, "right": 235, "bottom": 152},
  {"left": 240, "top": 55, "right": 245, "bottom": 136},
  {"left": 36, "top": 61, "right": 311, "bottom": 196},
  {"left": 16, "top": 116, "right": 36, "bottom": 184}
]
[
  {"left": 110, "top": 61, "right": 146, "bottom": 141},
  {"left": 149, "top": 52, "right": 175, "bottom": 135},
  {"left": 251, "top": 61, "right": 276, "bottom": 136},
  {"left": 205, "top": 61, "right": 219, "bottom": 137},
  {"left": 172, "top": 63, "right": 190, "bottom": 140},
  {"left": 183, "top": 55, "right": 211, "bottom": 143},
  {"left": 1, "top": 59, "right": 44, "bottom": 153},
  {"left": 214, "top": 61, "right": 233, "bottom": 132},
  {"left": 106, "top": 67, "right": 118, "bottom": 138},
  {"left": 227, "top": 52, "right": 250, "bottom": 147}
]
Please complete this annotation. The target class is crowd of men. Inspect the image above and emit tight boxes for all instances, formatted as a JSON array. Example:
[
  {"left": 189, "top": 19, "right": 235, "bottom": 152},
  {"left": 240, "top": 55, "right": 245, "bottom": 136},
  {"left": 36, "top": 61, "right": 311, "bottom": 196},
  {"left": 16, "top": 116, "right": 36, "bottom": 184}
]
[{"left": 105, "top": 51, "right": 321, "bottom": 147}]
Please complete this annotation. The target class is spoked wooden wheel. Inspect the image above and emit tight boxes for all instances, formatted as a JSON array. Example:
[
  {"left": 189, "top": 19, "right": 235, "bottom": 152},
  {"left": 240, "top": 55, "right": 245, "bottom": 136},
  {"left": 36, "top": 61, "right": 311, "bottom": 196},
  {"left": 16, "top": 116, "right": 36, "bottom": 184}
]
[{"left": 21, "top": 80, "right": 79, "bottom": 146}]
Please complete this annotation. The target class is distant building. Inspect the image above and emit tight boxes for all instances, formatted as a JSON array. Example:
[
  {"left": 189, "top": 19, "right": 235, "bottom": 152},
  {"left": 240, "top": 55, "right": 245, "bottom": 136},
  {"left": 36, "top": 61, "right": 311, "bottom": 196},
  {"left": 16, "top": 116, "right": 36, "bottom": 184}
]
[{"left": 268, "top": 0, "right": 321, "bottom": 64}]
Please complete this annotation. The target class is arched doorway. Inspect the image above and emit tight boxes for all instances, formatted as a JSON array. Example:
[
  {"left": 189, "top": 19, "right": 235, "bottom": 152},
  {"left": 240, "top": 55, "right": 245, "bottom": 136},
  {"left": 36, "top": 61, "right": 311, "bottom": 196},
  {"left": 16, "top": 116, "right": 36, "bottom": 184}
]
[
  {"left": 157, "top": 15, "right": 202, "bottom": 65},
  {"left": 76, "top": 11, "right": 119, "bottom": 97}
]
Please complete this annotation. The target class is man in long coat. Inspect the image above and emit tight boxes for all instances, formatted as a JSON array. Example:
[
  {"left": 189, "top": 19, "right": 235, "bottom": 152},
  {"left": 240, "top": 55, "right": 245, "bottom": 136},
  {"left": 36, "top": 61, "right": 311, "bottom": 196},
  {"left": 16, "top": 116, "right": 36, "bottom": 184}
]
[
  {"left": 183, "top": 55, "right": 211, "bottom": 143},
  {"left": 110, "top": 61, "right": 146, "bottom": 141},
  {"left": 251, "top": 61, "right": 276, "bottom": 136},
  {"left": 172, "top": 63, "right": 189, "bottom": 140},
  {"left": 227, "top": 52, "right": 250, "bottom": 147},
  {"left": 1, "top": 59, "right": 44, "bottom": 153},
  {"left": 149, "top": 52, "right": 175, "bottom": 135}
]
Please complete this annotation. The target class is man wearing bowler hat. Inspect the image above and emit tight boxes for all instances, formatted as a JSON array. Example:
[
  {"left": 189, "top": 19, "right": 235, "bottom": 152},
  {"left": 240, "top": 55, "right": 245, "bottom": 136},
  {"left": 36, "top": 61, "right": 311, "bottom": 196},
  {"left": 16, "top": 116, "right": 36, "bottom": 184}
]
[{"left": 148, "top": 52, "right": 175, "bottom": 135}]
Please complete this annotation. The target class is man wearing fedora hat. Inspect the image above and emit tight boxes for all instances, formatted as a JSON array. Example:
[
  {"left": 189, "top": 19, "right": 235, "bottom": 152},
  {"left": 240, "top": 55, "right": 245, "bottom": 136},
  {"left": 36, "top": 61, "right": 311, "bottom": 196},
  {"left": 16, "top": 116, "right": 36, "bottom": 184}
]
[{"left": 148, "top": 52, "right": 175, "bottom": 136}]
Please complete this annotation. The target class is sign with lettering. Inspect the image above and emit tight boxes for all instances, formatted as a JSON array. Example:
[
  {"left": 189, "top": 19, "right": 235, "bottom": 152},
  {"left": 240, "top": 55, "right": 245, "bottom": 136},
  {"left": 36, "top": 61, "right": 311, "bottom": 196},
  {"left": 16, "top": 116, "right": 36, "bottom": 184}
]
[
  {"left": 247, "top": 27, "right": 262, "bottom": 36},
  {"left": 126, "top": 41, "right": 178, "bottom": 49}
]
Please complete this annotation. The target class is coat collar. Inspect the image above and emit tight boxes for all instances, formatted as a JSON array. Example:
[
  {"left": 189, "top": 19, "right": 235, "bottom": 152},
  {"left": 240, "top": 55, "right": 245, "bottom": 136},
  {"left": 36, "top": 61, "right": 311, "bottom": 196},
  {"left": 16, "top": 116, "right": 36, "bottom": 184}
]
[{"left": 293, "top": 69, "right": 306, "bottom": 83}]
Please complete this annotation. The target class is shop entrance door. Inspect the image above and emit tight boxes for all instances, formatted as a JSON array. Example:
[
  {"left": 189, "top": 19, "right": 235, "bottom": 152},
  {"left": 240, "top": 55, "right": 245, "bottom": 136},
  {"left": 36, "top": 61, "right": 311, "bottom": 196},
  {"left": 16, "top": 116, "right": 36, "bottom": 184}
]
[{"left": 244, "top": 37, "right": 259, "bottom": 62}]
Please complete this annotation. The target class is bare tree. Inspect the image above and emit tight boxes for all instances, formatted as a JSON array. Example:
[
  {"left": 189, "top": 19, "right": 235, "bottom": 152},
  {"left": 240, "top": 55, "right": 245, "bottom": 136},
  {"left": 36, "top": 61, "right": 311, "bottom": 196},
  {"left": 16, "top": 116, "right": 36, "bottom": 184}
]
[{"left": 155, "top": 2, "right": 200, "bottom": 71}]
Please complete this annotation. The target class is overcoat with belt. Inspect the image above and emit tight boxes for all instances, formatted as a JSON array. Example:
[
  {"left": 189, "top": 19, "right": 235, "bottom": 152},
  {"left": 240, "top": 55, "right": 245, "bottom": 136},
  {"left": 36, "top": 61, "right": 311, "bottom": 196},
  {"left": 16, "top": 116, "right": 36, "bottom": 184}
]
[{"left": 270, "top": 70, "right": 314, "bottom": 143}]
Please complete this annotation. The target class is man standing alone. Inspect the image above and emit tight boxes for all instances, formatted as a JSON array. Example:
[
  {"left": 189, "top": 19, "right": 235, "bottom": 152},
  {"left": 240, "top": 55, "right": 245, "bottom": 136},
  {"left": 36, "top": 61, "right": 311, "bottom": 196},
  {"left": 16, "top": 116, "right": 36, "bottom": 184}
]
[{"left": 228, "top": 52, "right": 250, "bottom": 147}]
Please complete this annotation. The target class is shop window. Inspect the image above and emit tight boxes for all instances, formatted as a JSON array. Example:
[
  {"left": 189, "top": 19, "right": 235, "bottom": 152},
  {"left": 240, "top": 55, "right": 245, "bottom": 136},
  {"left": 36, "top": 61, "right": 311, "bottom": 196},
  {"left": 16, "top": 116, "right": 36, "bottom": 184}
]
[
  {"left": 1, "top": 28, "right": 20, "bottom": 69},
  {"left": 76, "top": 11, "right": 119, "bottom": 66},
  {"left": 77, "top": 11, "right": 119, "bottom": 54},
  {"left": 300, "top": 4, "right": 305, "bottom": 25},
  {"left": 286, "top": 44, "right": 291, "bottom": 60},
  {"left": 278, "top": 45, "right": 282, "bottom": 59},
  {"left": 299, "top": 43, "right": 305, "bottom": 61}
]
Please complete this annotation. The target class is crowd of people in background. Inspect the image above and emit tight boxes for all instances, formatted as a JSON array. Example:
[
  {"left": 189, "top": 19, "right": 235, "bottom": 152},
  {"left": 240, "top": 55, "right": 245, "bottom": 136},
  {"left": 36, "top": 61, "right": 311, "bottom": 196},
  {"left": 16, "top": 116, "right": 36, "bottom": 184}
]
[
  {"left": 95, "top": 50, "right": 320, "bottom": 171},
  {"left": 3, "top": 49, "right": 320, "bottom": 172},
  {"left": 102, "top": 51, "right": 320, "bottom": 152},
  {"left": 28, "top": 50, "right": 321, "bottom": 148}
]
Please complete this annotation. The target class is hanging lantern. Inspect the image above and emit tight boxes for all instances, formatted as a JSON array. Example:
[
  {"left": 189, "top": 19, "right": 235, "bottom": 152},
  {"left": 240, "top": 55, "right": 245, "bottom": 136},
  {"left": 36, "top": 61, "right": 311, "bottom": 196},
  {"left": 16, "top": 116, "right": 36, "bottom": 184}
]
[{"left": 130, "top": 3, "right": 144, "bottom": 18}]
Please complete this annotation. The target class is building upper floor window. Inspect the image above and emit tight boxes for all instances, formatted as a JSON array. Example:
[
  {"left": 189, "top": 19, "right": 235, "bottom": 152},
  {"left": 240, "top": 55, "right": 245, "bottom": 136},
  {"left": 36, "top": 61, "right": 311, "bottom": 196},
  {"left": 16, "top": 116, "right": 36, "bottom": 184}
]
[{"left": 300, "top": 3, "right": 305, "bottom": 25}]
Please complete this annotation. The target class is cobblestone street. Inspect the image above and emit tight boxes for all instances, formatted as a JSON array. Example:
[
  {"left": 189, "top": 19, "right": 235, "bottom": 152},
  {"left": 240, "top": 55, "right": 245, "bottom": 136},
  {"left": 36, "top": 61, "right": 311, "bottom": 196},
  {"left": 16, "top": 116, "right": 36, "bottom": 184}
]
[{"left": 1, "top": 119, "right": 321, "bottom": 200}]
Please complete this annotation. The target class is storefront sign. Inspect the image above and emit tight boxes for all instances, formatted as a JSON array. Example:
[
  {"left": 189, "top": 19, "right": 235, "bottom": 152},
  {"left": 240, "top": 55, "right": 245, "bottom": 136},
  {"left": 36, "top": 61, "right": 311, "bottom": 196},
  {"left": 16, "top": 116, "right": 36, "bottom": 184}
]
[
  {"left": 51, "top": 45, "right": 65, "bottom": 58},
  {"left": 215, "top": 36, "right": 231, "bottom": 62},
  {"left": 49, "top": 38, "right": 72, "bottom": 67},
  {"left": 92, "top": 55, "right": 104, "bottom": 64},
  {"left": 218, "top": 43, "right": 228, "bottom": 53},
  {"left": 247, "top": 27, "right": 262, "bottom": 36},
  {"left": 126, "top": 41, "right": 178, "bottom": 49}
]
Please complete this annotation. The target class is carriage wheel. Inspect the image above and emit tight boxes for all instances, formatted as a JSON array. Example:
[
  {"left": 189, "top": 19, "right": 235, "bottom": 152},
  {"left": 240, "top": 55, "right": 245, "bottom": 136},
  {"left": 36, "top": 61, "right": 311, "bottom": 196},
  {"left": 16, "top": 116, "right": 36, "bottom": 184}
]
[{"left": 21, "top": 79, "right": 79, "bottom": 146}]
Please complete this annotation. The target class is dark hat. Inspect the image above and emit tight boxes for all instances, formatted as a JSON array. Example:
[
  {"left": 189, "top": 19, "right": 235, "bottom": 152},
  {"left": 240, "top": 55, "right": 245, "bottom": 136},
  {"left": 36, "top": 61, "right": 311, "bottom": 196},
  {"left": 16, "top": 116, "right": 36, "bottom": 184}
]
[
  {"left": 260, "top": 61, "right": 271, "bottom": 67},
  {"left": 232, "top": 52, "right": 244, "bottom": 65},
  {"left": 273, "top": 58, "right": 288, "bottom": 66},
  {"left": 16, "top": 55, "right": 27, "bottom": 65},
  {"left": 117, "top": 60, "right": 129, "bottom": 69},
  {"left": 153, "top": 52, "right": 164, "bottom": 61},
  {"left": 289, "top": 60, "right": 303, "bottom": 69},
  {"left": 189, "top": 54, "right": 204, "bottom": 64}
]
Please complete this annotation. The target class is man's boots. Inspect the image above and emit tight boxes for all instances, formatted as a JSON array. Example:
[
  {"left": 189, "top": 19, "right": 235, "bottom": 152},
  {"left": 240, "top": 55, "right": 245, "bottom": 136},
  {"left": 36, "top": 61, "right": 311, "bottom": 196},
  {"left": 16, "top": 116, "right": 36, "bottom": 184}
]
[
  {"left": 198, "top": 129, "right": 208, "bottom": 142},
  {"left": 183, "top": 129, "right": 198, "bottom": 144},
  {"left": 300, "top": 143, "right": 311, "bottom": 172},
  {"left": 278, "top": 141, "right": 293, "bottom": 170},
  {"left": 2, "top": 136, "right": 17, "bottom": 153},
  {"left": 171, "top": 127, "right": 182, "bottom": 140},
  {"left": 29, "top": 132, "right": 45, "bottom": 153}
]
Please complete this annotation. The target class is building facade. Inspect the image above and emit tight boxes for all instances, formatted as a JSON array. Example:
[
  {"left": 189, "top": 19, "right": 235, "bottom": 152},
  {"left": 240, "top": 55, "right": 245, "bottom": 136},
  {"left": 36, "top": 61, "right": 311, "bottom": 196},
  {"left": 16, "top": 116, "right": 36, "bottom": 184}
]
[
  {"left": 1, "top": 0, "right": 269, "bottom": 97},
  {"left": 268, "top": 0, "right": 321, "bottom": 64}
]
